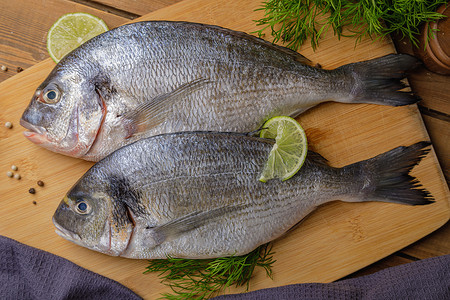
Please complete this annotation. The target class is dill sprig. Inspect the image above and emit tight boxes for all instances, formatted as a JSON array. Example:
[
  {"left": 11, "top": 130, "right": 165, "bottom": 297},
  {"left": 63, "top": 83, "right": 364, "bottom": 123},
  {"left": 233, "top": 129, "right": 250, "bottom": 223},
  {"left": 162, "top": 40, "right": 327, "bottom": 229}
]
[
  {"left": 253, "top": 0, "right": 447, "bottom": 51},
  {"left": 144, "top": 243, "right": 275, "bottom": 299}
]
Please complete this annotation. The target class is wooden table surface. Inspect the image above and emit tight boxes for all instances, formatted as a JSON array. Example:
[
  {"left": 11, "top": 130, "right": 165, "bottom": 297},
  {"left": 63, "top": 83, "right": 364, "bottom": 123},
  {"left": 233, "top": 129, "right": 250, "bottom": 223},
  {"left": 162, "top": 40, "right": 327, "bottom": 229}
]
[{"left": 1, "top": 0, "right": 449, "bottom": 285}]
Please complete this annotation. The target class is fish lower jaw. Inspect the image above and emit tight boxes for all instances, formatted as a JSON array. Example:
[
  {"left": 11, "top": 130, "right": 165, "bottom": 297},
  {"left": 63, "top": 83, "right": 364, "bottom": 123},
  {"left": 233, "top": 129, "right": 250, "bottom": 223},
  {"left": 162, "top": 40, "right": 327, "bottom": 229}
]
[
  {"left": 54, "top": 223, "right": 81, "bottom": 244},
  {"left": 20, "top": 119, "right": 46, "bottom": 134},
  {"left": 23, "top": 131, "right": 48, "bottom": 144},
  {"left": 53, "top": 219, "right": 117, "bottom": 256},
  {"left": 20, "top": 119, "right": 49, "bottom": 144}
]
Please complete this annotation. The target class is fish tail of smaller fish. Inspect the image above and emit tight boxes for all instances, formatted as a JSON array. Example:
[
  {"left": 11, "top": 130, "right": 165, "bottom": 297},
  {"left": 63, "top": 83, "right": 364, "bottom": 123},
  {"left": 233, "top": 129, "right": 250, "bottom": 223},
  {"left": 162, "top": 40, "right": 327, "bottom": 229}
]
[
  {"left": 337, "top": 53, "right": 421, "bottom": 107},
  {"left": 344, "top": 141, "right": 434, "bottom": 205}
]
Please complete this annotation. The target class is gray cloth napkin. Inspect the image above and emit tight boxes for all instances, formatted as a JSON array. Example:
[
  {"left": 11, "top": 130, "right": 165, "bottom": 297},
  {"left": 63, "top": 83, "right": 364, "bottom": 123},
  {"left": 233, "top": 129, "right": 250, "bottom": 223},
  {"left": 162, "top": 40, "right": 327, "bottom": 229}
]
[
  {"left": 0, "top": 235, "right": 141, "bottom": 300},
  {"left": 2, "top": 234, "right": 449, "bottom": 299},
  {"left": 215, "top": 253, "right": 450, "bottom": 300}
]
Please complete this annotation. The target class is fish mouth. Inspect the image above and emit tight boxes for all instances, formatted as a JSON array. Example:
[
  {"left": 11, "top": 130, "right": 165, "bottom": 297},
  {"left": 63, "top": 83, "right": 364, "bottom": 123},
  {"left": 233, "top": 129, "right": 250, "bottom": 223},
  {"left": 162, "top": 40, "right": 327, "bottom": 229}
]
[
  {"left": 20, "top": 119, "right": 48, "bottom": 144},
  {"left": 53, "top": 217, "right": 81, "bottom": 243}
]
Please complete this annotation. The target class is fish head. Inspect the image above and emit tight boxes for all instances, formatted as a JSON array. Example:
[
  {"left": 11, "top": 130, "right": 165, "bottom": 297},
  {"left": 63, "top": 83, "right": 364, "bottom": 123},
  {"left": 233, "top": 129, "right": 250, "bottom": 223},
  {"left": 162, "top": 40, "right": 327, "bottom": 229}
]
[
  {"left": 52, "top": 188, "right": 111, "bottom": 254},
  {"left": 20, "top": 67, "right": 106, "bottom": 158},
  {"left": 52, "top": 175, "right": 134, "bottom": 256}
]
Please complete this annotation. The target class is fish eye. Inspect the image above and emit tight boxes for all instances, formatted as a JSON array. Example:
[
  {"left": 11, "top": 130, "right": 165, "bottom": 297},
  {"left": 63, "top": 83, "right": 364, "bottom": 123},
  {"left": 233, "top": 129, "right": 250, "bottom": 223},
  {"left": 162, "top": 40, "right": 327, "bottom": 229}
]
[
  {"left": 75, "top": 200, "right": 90, "bottom": 215},
  {"left": 36, "top": 83, "right": 61, "bottom": 104},
  {"left": 43, "top": 89, "right": 60, "bottom": 104}
]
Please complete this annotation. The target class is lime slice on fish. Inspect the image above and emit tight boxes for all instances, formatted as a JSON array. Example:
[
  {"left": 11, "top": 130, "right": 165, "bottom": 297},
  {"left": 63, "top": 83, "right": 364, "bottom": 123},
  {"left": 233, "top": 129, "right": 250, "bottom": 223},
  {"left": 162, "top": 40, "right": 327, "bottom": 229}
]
[
  {"left": 259, "top": 116, "right": 307, "bottom": 182},
  {"left": 47, "top": 12, "right": 108, "bottom": 63}
]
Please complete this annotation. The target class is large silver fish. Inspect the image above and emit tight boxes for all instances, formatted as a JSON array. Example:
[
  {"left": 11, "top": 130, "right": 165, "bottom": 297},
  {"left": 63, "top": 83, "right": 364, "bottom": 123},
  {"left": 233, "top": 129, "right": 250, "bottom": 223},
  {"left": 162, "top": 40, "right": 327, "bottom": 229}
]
[
  {"left": 21, "top": 21, "right": 419, "bottom": 161},
  {"left": 52, "top": 132, "right": 433, "bottom": 259}
]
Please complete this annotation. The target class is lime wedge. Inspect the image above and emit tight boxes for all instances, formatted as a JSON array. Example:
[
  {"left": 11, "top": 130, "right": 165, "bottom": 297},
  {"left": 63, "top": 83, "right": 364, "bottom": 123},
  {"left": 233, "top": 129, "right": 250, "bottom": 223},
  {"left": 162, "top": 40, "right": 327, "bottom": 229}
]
[
  {"left": 259, "top": 116, "right": 307, "bottom": 182},
  {"left": 47, "top": 13, "right": 108, "bottom": 63}
]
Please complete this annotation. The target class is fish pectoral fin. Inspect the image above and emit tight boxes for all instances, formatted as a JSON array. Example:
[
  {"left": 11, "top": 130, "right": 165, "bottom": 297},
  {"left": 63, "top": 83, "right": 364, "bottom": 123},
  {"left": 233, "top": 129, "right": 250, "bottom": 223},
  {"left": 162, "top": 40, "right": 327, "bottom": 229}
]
[
  {"left": 150, "top": 204, "right": 246, "bottom": 244},
  {"left": 120, "top": 78, "right": 213, "bottom": 139}
]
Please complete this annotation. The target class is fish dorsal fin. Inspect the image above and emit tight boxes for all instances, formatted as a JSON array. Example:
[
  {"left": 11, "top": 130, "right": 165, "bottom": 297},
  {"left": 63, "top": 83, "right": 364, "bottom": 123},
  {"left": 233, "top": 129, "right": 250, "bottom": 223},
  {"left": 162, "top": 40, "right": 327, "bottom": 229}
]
[
  {"left": 146, "top": 204, "right": 246, "bottom": 246},
  {"left": 244, "top": 35, "right": 312, "bottom": 65},
  {"left": 120, "top": 78, "right": 211, "bottom": 138},
  {"left": 188, "top": 22, "right": 313, "bottom": 66}
]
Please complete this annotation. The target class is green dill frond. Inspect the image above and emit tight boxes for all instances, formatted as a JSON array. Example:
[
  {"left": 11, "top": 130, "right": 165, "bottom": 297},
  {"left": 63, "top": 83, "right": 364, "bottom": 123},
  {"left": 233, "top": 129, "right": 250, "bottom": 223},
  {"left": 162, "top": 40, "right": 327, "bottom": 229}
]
[
  {"left": 253, "top": 0, "right": 447, "bottom": 51},
  {"left": 144, "top": 243, "right": 276, "bottom": 299}
]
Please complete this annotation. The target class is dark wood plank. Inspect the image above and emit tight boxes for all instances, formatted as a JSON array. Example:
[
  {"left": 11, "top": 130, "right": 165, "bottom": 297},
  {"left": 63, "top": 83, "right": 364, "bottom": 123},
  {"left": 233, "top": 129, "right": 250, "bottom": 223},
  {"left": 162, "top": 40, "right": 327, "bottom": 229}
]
[
  {"left": 421, "top": 115, "right": 450, "bottom": 182},
  {"left": 0, "top": 0, "right": 127, "bottom": 83},
  {"left": 403, "top": 220, "right": 450, "bottom": 259},
  {"left": 412, "top": 70, "right": 450, "bottom": 116},
  {"left": 391, "top": 33, "right": 450, "bottom": 115},
  {"left": 91, "top": 0, "right": 183, "bottom": 16}
]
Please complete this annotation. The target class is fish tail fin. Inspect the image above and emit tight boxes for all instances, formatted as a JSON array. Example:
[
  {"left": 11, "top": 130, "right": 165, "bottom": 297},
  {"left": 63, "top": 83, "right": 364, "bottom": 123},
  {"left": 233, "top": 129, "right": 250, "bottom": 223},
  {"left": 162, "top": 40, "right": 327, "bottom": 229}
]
[
  {"left": 345, "top": 141, "right": 434, "bottom": 205},
  {"left": 336, "top": 54, "right": 421, "bottom": 106}
]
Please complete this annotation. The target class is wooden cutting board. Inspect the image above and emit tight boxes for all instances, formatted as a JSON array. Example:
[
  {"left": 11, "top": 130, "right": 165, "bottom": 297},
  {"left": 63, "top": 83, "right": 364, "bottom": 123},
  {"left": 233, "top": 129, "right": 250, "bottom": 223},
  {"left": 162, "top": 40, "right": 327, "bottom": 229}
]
[{"left": 0, "top": 0, "right": 449, "bottom": 298}]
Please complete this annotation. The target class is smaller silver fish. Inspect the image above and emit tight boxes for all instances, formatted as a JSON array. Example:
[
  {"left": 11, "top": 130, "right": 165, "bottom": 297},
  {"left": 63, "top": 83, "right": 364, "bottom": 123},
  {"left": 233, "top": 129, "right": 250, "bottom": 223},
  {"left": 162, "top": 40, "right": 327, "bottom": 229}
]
[{"left": 52, "top": 132, "right": 433, "bottom": 259}]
